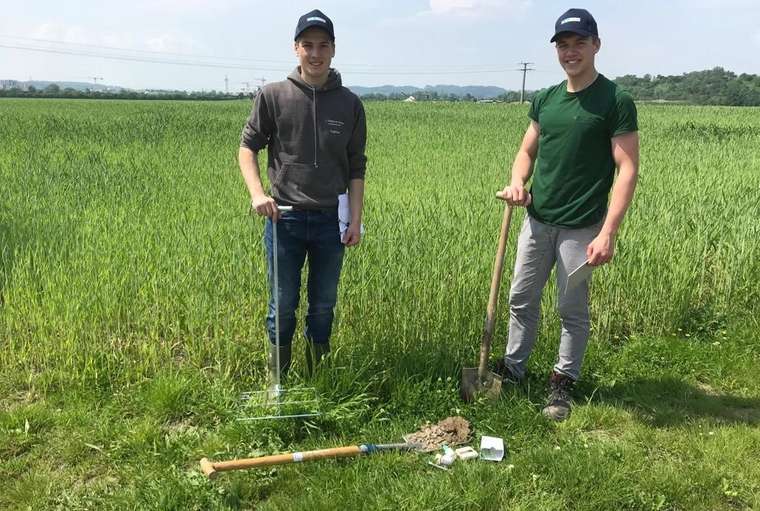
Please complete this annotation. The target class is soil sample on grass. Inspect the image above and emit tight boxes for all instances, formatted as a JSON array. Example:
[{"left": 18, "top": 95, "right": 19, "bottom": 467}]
[{"left": 403, "top": 416, "right": 471, "bottom": 452}]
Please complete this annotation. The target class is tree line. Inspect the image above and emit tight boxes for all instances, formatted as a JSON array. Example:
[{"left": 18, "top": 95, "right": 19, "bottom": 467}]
[
  {"left": 2, "top": 68, "right": 759, "bottom": 105},
  {"left": 0, "top": 83, "right": 243, "bottom": 101},
  {"left": 614, "top": 67, "right": 760, "bottom": 106}
]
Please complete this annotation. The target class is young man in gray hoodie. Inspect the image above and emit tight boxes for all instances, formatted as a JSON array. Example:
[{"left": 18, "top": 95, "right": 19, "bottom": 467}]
[{"left": 239, "top": 9, "right": 367, "bottom": 381}]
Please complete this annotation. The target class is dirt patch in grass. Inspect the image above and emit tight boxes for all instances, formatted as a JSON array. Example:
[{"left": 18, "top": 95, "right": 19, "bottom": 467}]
[
  {"left": 0, "top": 390, "right": 40, "bottom": 412},
  {"left": 403, "top": 416, "right": 471, "bottom": 452}
]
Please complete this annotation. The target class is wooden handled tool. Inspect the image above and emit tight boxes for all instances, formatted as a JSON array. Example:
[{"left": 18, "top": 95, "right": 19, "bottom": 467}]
[{"left": 201, "top": 442, "right": 418, "bottom": 479}]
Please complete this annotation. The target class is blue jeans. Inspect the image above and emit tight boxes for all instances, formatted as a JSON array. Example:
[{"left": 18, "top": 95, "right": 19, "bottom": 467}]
[{"left": 264, "top": 209, "right": 345, "bottom": 347}]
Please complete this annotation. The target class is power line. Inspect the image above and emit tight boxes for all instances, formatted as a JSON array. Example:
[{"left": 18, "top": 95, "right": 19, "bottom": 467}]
[
  {"left": 0, "top": 34, "right": 295, "bottom": 65},
  {"left": 0, "top": 43, "right": 290, "bottom": 72},
  {"left": 0, "top": 36, "right": 533, "bottom": 76},
  {"left": 0, "top": 34, "right": 537, "bottom": 72}
]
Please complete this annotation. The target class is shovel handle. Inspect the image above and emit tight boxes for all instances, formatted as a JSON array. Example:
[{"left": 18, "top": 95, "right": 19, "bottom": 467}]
[
  {"left": 478, "top": 204, "right": 513, "bottom": 379},
  {"left": 201, "top": 445, "right": 364, "bottom": 479}
]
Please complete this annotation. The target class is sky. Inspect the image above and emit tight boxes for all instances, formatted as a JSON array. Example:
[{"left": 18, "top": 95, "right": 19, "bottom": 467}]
[{"left": 1, "top": 0, "right": 759, "bottom": 92}]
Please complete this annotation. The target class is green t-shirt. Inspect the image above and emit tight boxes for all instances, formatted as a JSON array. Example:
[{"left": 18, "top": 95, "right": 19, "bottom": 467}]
[{"left": 527, "top": 74, "right": 638, "bottom": 228}]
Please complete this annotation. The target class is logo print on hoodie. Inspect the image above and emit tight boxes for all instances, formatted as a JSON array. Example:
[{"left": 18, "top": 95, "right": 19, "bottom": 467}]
[{"left": 327, "top": 119, "right": 344, "bottom": 135}]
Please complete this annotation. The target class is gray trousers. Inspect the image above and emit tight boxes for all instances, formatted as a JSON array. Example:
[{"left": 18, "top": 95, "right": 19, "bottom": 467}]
[{"left": 503, "top": 215, "right": 603, "bottom": 381}]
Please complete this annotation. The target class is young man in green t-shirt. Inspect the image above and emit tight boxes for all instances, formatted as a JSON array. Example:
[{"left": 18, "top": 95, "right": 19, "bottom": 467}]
[{"left": 496, "top": 8, "right": 640, "bottom": 421}]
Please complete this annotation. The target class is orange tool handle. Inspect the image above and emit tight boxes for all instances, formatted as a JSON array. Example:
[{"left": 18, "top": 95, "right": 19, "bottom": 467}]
[{"left": 201, "top": 445, "right": 364, "bottom": 479}]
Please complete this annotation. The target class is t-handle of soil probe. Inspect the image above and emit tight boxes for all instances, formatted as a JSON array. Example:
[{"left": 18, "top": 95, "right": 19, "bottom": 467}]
[
  {"left": 273, "top": 205, "right": 293, "bottom": 221},
  {"left": 478, "top": 201, "right": 514, "bottom": 380}
]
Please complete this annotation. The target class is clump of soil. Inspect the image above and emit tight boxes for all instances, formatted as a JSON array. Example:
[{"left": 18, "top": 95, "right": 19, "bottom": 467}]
[{"left": 403, "top": 416, "right": 471, "bottom": 451}]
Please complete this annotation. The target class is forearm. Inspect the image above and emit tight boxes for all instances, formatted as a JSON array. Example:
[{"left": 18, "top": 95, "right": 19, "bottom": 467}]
[
  {"left": 600, "top": 162, "right": 638, "bottom": 237},
  {"left": 238, "top": 147, "right": 266, "bottom": 199},
  {"left": 510, "top": 150, "right": 534, "bottom": 186},
  {"left": 348, "top": 178, "right": 364, "bottom": 224}
]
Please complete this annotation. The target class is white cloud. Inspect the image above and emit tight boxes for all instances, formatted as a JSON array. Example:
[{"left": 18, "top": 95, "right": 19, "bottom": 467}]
[
  {"left": 691, "top": 0, "right": 757, "bottom": 7},
  {"left": 132, "top": 0, "right": 247, "bottom": 14},
  {"left": 28, "top": 21, "right": 206, "bottom": 56},
  {"left": 429, "top": 0, "right": 476, "bottom": 15},
  {"left": 31, "top": 22, "right": 90, "bottom": 45},
  {"left": 424, "top": 0, "right": 531, "bottom": 18},
  {"left": 145, "top": 32, "right": 207, "bottom": 54}
]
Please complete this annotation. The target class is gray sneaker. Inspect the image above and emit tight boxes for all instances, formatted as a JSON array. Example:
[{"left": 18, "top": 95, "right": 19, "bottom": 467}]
[{"left": 542, "top": 371, "right": 575, "bottom": 422}]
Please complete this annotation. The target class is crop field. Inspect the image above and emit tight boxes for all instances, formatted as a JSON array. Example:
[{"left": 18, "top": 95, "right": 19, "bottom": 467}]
[{"left": 1, "top": 98, "right": 759, "bottom": 510}]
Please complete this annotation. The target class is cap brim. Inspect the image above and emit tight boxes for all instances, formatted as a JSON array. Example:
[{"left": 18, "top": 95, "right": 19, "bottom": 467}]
[{"left": 550, "top": 29, "right": 594, "bottom": 43}]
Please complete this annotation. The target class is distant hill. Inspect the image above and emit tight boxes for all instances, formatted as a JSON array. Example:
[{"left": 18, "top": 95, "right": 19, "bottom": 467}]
[
  {"left": 1, "top": 80, "right": 123, "bottom": 92},
  {"left": 348, "top": 84, "right": 507, "bottom": 99},
  {"left": 6, "top": 67, "right": 759, "bottom": 105},
  {"left": 3, "top": 80, "right": 506, "bottom": 98}
]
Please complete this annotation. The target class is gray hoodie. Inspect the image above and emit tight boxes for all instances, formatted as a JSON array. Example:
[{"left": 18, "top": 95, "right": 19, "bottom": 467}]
[{"left": 240, "top": 68, "right": 367, "bottom": 209}]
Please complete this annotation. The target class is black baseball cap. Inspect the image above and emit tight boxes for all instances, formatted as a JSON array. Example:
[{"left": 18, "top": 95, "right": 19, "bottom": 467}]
[
  {"left": 294, "top": 9, "right": 335, "bottom": 41},
  {"left": 550, "top": 8, "right": 598, "bottom": 43}
]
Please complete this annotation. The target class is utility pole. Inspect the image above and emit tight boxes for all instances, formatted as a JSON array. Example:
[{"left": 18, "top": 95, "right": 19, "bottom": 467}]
[
  {"left": 241, "top": 81, "right": 252, "bottom": 94},
  {"left": 256, "top": 77, "right": 267, "bottom": 89},
  {"left": 516, "top": 62, "right": 534, "bottom": 103},
  {"left": 89, "top": 76, "right": 104, "bottom": 85},
  {"left": 224, "top": 75, "right": 229, "bottom": 94}
]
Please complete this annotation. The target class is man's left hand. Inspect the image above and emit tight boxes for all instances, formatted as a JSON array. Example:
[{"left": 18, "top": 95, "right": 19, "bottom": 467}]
[
  {"left": 342, "top": 223, "right": 362, "bottom": 247},
  {"left": 586, "top": 233, "right": 615, "bottom": 266}
]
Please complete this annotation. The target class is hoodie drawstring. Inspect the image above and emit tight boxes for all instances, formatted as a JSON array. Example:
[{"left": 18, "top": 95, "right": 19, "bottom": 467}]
[{"left": 311, "top": 86, "right": 319, "bottom": 168}]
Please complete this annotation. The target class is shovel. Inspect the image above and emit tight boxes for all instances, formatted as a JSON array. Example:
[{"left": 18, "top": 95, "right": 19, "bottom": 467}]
[
  {"left": 461, "top": 202, "right": 514, "bottom": 402},
  {"left": 200, "top": 442, "right": 420, "bottom": 479}
]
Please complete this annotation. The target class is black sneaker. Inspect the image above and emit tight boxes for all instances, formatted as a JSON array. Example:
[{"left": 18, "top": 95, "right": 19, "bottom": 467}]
[
  {"left": 542, "top": 371, "right": 575, "bottom": 422},
  {"left": 492, "top": 359, "right": 523, "bottom": 385}
]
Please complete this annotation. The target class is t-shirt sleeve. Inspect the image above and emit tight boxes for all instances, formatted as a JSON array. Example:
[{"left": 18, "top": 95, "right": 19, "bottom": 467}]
[
  {"left": 611, "top": 91, "right": 638, "bottom": 137},
  {"left": 528, "top": 93, "right": 541, "bottom": 123},
  {"left": 240, "top": 92, "right": 273, "bottom": 152}
]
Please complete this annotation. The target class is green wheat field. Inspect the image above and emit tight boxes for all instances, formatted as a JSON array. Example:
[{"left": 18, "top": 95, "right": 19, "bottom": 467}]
[{"left": 1, "top": 99, "right": 759, "bottom": 510}]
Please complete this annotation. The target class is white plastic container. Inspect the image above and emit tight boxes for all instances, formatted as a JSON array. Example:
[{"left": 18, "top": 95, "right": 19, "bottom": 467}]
[
  {"left": 479, "top": 436, "right": 505, "bottom": 462},
  {"left": 455, "top": 446, "right": 479, "bottom": 461}
]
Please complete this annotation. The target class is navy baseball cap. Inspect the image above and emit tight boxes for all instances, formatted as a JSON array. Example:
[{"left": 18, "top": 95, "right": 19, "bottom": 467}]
[
  {"left": 550, "top": 8, "right": 598, "bottom": 42},
  {"left": 294, "top": 9, "right": 335, "bottom": 41}
]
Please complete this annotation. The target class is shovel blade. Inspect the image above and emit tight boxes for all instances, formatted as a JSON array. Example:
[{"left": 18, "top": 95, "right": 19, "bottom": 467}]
[{"left": 461, "top": 367, "right": 502, "bottom": 402}]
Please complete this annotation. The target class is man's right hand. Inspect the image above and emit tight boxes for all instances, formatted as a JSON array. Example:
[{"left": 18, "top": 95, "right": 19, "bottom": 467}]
[
  {"left": 251, "top": 194, "right": 280, "bottom": 221},
  {"left": 496, "top": 184, "right": 532, "bottom": 207}
]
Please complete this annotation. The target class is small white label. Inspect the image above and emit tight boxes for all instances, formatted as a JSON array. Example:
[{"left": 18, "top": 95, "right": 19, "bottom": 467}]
[
  {"left": 292, "top": 452, "right": 304, "bottom": 462},
  {"left": 307, "top": 16, "right": 326, "bottom": 23},
  {"left": 560, "top": 17, "right": 582, "bottom": 24}
]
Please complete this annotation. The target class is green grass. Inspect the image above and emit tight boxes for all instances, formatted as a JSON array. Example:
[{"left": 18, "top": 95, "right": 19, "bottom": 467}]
[{"left": 1, "top": 99, "right": 759, "bottom": 510}]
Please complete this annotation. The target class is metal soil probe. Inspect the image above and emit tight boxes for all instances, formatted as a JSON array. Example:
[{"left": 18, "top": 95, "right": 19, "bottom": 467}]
[{"left": 239, "top": 205, "right": 320, "bottom": 420}]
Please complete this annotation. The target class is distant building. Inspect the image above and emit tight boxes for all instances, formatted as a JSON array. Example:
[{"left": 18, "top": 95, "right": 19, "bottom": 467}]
[
  {"left": 403, "top": 96, "right": 416, "bottom": 102},
  {"left": 1, "top": 80, "right": 20, "bottom": 90}
]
